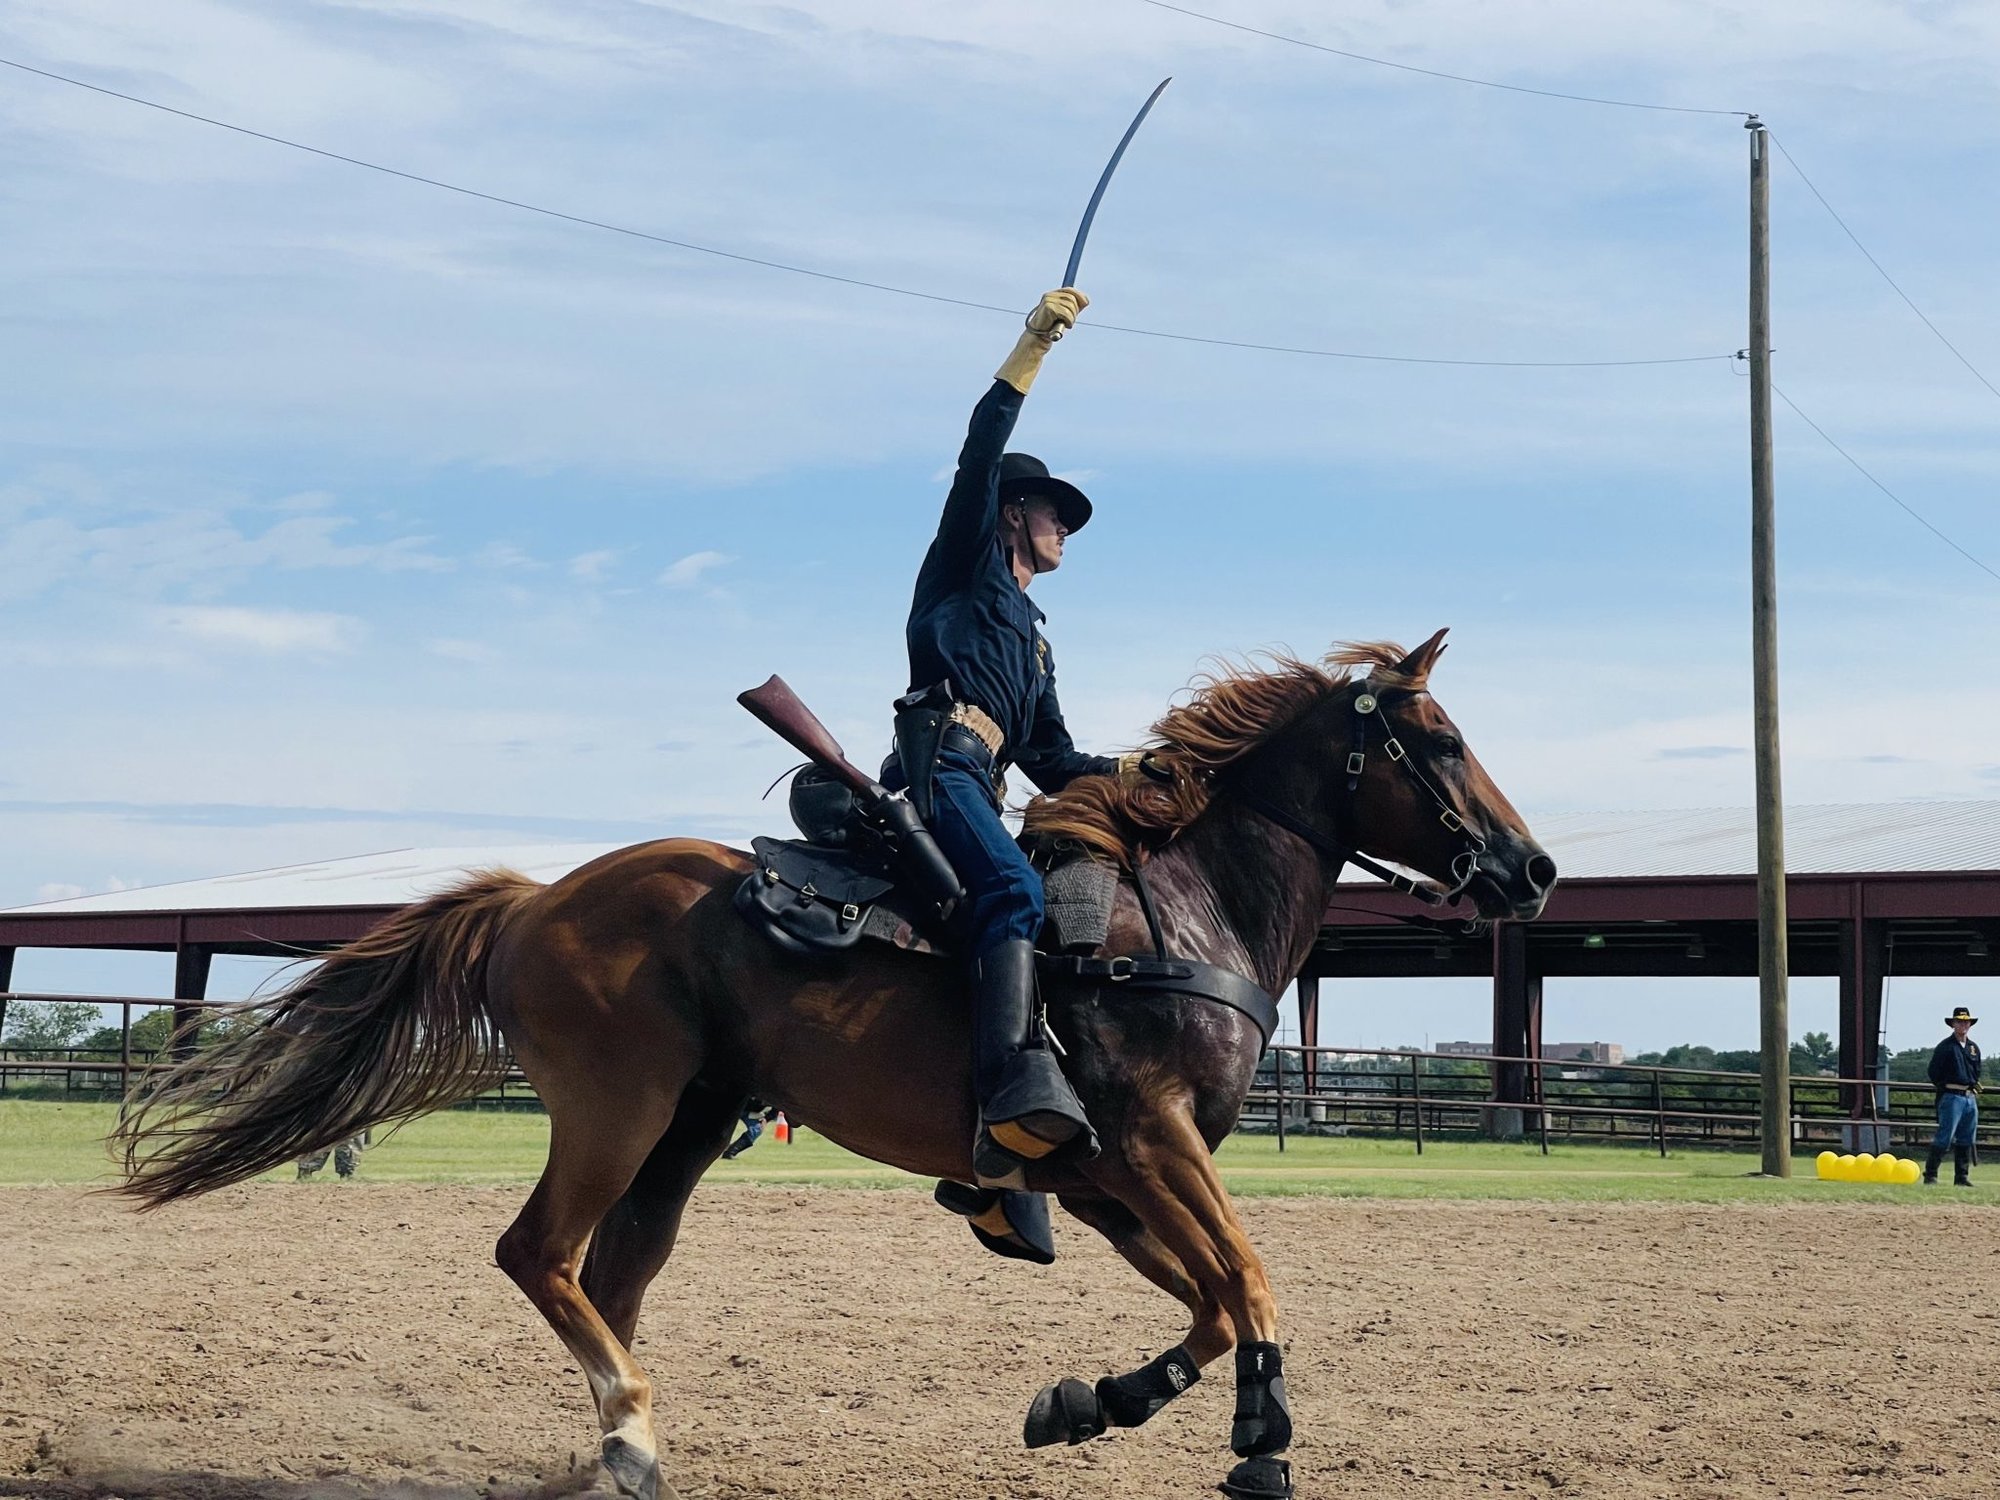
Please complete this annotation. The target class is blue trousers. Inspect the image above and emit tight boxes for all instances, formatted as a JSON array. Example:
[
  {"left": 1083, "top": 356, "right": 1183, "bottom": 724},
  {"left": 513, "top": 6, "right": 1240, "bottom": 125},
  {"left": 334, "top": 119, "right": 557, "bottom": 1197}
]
[
  {"left": 1933, "top": 1092, "right": 1978, "bottom": 1150},
  {"left": 926, "top": 743, "right": 1043, "bottom": 961}
]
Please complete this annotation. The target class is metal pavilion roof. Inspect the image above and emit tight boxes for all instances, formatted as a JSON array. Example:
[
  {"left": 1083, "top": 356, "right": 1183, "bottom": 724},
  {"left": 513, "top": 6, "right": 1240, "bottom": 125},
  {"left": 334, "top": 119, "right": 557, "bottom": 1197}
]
[{"left": 7, "top": 798, "right": 2000, "bottom": 923}]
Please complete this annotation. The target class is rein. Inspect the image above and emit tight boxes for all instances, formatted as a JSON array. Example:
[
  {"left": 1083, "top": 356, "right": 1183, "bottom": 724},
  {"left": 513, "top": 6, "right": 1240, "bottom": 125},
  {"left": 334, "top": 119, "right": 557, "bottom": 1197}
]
[{"left": 1232, "top": 679, "right": 1487, "bottom": 910}]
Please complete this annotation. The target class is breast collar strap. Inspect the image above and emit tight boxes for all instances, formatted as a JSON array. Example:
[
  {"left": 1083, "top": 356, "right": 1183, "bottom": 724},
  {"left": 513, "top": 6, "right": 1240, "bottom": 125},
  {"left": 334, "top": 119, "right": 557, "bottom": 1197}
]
[{"left": 1233, "top": 677, "right": 1487, "bottom": 910}]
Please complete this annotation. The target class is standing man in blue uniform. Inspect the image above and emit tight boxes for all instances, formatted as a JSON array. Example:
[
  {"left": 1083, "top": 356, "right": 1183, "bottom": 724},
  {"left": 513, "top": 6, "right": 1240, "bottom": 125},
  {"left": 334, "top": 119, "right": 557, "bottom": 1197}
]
[
  {"left": 1923, "top": 1005, "right": 1981, "bottom": 1186},
  {"left": 896, "top": 287, "right": 1156, "bottom": 1259}
]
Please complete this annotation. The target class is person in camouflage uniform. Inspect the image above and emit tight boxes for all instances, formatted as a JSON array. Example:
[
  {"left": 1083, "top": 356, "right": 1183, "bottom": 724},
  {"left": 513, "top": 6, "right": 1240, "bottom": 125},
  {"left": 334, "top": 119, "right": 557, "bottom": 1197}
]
[{"left": 297, "top": 1129, "right": 369, "bottom": 1179}]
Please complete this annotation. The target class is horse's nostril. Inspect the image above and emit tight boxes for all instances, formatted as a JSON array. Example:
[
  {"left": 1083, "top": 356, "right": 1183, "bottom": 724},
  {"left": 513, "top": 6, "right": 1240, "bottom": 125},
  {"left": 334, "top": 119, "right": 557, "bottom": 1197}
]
[{"left": 1525, "top": 853, "right": 1558, "bottom": 894}]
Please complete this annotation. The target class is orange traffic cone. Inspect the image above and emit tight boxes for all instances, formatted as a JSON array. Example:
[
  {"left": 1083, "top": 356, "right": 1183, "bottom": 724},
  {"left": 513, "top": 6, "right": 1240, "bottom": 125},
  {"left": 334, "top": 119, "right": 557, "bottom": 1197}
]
[{"left": 773, "top": 1112, "right": 791, "bottom": 1144}]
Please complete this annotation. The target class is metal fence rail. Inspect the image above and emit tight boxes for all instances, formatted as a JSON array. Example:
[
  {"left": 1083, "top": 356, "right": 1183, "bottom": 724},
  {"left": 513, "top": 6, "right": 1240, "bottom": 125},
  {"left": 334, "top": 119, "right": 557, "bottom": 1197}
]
[
  {"left": 4, "top": 994, "right": 1989, "bottom": 1155},
  {"left": 1245, "top": 1043, "right": 1991, "bottom": 1154}
]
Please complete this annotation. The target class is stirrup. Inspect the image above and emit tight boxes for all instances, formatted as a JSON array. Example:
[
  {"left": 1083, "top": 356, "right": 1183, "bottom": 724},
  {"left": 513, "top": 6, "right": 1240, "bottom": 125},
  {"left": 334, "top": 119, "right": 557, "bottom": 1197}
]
[
  {"left": 933, "top": 1181, "right": 1056, "bottom": 1264},
  {"left": 974, "top": 1050, "right": 1096, "bottom": 1189}
]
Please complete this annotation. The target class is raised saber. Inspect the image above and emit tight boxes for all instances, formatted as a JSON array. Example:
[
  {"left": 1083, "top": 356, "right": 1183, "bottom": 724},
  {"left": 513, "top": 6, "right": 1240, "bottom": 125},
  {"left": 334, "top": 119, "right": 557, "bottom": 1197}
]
[{"left": 1061, "top": 77, "right": 1171, "bottom": 290}]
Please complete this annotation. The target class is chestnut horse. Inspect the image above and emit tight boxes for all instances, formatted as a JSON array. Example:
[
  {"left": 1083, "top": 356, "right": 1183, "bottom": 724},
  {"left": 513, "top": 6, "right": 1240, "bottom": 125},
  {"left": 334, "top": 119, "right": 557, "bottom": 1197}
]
[{"left": 114, "top": 630, "right": 1554, "bottom": 1500}]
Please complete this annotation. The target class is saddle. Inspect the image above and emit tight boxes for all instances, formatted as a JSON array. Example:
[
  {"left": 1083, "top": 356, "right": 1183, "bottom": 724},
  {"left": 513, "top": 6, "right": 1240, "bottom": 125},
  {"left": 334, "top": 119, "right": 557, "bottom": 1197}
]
[{"left": 732, "top": 769, "right": 1279, "bottom": 1043}]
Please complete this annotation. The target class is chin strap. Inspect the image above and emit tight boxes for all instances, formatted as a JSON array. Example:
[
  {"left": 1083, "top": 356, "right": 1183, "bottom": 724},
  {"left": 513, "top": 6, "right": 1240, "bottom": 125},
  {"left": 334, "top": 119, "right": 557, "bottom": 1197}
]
[{"left": 1233, "top": 678, "right": 1488, "bottom": 909}]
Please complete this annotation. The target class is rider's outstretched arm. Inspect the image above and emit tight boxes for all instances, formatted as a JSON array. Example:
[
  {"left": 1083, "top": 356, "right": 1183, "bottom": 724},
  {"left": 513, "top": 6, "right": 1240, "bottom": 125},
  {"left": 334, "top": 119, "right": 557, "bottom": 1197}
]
[{"left": 924, "top": 290, "right": 1088, "bottom": 587}]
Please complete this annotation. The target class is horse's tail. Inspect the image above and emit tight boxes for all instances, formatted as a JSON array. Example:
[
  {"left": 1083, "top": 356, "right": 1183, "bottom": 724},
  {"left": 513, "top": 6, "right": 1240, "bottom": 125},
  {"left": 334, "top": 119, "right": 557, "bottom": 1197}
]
[{"left": 110, "top": 869, "right": 542, "bottom": 1209}]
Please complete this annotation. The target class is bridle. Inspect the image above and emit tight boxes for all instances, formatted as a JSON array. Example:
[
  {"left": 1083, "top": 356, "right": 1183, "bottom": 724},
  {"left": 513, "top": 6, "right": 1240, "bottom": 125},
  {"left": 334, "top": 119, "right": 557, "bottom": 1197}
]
[{"left": 1231, "top": 678, "right": 1489, "bottom": 910}]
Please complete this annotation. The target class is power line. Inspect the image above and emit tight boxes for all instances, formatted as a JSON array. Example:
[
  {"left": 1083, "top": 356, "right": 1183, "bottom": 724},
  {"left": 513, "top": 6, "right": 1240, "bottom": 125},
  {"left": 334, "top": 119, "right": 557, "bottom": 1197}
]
[
  {"left": 1084, "top": 320, "right": 1731, "bottom": 368},
  {"left": 1770, "top": 377, "right": 2000, "bottom": 586},
  {"left": 0, "top": 56, "right": 1019, "bottom": 318},
  {"left": 0, "top": 53, "right": 1733, "bottom": 372},
  {"left": 1767, "top": 133, "right": 2000, "bottom": 408},
  {"left": 1131, "top": 0, "right": 1749, "bottom": 117}
]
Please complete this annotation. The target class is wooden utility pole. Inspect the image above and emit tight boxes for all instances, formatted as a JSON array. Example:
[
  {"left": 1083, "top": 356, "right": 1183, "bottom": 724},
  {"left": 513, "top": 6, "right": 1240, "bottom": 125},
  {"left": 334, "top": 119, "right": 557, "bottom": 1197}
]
[{"left": 1748, "top": 117, "right": 1791, "bottom": 1176}]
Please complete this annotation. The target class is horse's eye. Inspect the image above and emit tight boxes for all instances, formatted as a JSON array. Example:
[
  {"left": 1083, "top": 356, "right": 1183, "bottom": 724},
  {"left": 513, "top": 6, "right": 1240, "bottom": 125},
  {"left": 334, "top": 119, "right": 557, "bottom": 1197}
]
[{"left": 1436, "top": 735, "right": 1463, "bottom": 758}]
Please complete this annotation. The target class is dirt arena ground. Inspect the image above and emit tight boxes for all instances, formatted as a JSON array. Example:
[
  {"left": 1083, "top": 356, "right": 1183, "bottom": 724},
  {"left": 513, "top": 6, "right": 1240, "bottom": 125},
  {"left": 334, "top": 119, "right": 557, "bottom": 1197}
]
[{"left": 2, "top": 1184, "right": 1997, "bottom": 1500}]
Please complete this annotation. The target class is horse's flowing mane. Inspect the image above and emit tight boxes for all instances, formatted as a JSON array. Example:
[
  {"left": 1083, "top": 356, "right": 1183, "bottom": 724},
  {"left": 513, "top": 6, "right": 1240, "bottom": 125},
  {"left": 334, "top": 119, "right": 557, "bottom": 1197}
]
[{"left": 1022, "top": 641, "right": 1424, "bottom": 867}]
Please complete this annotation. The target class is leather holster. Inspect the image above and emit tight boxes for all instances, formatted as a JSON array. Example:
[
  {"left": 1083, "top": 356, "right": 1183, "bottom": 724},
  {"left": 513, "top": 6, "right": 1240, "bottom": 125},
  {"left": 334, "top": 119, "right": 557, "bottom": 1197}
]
[{"left": 892, "top": 680, "right": 954, "bottom": 825}]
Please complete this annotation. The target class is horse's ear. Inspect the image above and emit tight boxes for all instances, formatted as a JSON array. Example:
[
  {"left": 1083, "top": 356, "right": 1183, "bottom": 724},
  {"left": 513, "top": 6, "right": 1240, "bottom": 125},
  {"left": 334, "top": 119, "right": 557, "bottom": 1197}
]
[{"left": 1394, "top": 627, "right": 1449, "bottom": 684}]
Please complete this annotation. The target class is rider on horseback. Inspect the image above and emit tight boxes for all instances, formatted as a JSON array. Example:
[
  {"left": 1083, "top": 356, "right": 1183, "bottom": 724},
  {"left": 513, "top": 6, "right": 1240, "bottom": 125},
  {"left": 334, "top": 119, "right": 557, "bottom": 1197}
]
[{"left": 894, "top": 287, "right": 1157, "bottom": 1204}]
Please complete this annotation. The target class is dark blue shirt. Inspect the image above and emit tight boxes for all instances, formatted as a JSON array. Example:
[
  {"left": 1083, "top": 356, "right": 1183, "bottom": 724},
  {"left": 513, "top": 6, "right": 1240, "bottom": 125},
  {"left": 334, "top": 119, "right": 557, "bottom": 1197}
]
[
  {"left": 1929, "top": 1035, "right": 1982, "bottom": 1092},
  {"left": 906, "top": 380, "right": 1113, "bottom": 794}
]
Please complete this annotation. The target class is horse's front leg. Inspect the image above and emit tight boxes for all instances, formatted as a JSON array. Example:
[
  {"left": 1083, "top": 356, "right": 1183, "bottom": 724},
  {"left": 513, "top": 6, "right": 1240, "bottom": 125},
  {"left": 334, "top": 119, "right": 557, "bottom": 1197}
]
[
  {"left": 1019, "top": 1193, "right": 1227, "bottom": 1449},
  {"left": 1074, "top": 1105, "right": 1296, "bottom": 1500}
]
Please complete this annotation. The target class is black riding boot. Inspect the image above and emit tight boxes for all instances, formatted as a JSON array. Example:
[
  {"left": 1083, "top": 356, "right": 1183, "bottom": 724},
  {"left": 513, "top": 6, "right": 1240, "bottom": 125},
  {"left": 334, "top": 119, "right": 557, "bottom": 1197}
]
[
  {"left": 1923, "top": 1145, "right": 1945, "bottom": 1185},
  {"left": 1953, "top": 1145, "right": 1974, "bottom": 1187},
  {"left": 971, "top": 938, "right": 1097, "bottom": 1190}
]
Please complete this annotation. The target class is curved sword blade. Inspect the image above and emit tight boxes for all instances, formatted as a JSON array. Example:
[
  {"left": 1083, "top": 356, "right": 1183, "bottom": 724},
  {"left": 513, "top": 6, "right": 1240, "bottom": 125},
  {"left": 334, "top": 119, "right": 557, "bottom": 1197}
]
[{"left": 1062, "top": 77, "right": 1171, "bottom": 289}]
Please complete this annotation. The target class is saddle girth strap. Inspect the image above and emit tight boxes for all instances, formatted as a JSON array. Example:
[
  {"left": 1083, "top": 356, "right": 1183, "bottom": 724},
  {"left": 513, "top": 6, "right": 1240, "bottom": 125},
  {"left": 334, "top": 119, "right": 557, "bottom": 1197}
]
[{"left": 1038, "top": 953, "right": 1281, "bottom": 1048}]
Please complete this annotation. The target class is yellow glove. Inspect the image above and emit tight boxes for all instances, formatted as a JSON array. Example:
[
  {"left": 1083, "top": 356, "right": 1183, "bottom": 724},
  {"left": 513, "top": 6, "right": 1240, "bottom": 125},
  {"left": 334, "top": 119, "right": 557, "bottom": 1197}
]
[
  {"left": 996, "top": 288, "right": 1089, "bottom": 394},
  {"left": 1027, "top": 287, "right": 1088, "bottom": 337}
]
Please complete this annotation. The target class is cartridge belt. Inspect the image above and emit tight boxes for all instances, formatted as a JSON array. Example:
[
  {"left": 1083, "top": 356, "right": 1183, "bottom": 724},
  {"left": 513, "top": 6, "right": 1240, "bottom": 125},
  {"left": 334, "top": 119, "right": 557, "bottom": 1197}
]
[{"left": 948, "top": 702, "right": 1005, "bottom": 760}]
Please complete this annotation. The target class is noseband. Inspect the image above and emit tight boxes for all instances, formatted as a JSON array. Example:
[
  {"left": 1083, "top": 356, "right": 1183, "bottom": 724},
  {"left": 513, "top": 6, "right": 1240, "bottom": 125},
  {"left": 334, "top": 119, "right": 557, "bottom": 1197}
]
[{"left": 1233, "top": 679, "right": 1488, "bottom": 909}]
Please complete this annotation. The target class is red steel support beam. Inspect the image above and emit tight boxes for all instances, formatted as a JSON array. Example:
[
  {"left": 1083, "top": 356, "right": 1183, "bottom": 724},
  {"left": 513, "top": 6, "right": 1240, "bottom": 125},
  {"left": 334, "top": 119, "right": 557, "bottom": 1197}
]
[
  {"left": 1490, "top": 924, "right": 1535, "bottom": 1139},
  {"left": 171, "top": 932, "right": 213, "bottom": 1064},
  {"left": 1296, "top": 973, "right": 1320, "bottom": 1099},
  {"left": 1837, "top": 904, "right": 1888, "bottom": 1118}
]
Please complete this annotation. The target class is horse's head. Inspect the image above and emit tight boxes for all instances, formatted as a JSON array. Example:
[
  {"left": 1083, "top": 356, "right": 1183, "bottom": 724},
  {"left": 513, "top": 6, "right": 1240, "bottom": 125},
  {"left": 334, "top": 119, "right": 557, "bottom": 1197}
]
[{"left": 1279, "top": 629, "right": 1557, "bottom": 922}]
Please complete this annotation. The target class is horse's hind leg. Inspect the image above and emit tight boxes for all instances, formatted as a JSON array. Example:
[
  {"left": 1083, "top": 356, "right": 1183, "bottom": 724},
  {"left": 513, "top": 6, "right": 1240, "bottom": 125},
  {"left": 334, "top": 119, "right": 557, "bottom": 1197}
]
[
  {"left": 496, "top": 1078, "right": 691, "bottom": 1500},
  {"left": 581, "top": 1079, "right": 742, "bottom": 1349},
  {"left": 1020, "top": 1194, "right": 1226, "bottom": 1449}
]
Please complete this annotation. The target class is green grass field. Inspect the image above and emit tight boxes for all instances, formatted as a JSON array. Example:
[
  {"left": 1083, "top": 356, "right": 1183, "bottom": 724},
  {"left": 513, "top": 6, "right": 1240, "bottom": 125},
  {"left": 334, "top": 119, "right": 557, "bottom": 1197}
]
[{"left": 4, "top": 1098, "right": 1991, "bottom": 1203}]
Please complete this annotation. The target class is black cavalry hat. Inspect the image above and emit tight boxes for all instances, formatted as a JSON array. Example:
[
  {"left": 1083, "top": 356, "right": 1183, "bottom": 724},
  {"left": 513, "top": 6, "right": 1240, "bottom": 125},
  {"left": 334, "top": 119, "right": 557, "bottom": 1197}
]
[
  {"left": 1946, "top": 1005, "right": 1979, "bottom": 1026},
  {"left": 997, "top": 452, "right": 1092, "bottom": 534}
]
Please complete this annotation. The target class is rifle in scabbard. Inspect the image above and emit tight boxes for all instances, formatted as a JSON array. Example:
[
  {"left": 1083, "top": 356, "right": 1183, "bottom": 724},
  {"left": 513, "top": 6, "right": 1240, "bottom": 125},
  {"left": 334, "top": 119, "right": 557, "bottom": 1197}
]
[{"left": 736, "top": 676, "right": 964, "bottom": 916}]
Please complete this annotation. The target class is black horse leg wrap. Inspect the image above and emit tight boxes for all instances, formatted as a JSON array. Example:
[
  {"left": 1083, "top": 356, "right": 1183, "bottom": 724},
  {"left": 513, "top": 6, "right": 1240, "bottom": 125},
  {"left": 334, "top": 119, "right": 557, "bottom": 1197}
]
[
  {"left": 1095, "top": 1344, "right": 1200, "bottom": 1428},
  {"left": 1230, "top": 1341, "right": 1293, "bottom": 1458}
]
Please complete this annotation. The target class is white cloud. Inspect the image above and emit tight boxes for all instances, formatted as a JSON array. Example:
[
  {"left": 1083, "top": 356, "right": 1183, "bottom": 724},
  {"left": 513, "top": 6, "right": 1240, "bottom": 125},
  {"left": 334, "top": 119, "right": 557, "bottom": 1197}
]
[
  {"left": 0, "top": 477, "right": 451, "bottom": 603},
  {"left": 35, "top": 882, "right": 85, "bottom": 903},
  {"left": 568, "top": 548, "right": 618, "bottom": 580},
  {"left": 659, "top": 550, "right": 733, "bottom": 588},
  {"left": 156, "top": 605, "right": 362, "bottom": 655}
]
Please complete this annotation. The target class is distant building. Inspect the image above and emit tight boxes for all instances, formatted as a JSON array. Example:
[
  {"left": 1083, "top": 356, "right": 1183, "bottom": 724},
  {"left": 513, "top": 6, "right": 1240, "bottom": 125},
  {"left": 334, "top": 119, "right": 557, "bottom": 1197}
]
[
  {"left": 1543, "top": 1041, "right": 1625, "bottom": 1065},
  {"left": 1435, "top": 1041, "right": 1489, "bottom": 1057}
]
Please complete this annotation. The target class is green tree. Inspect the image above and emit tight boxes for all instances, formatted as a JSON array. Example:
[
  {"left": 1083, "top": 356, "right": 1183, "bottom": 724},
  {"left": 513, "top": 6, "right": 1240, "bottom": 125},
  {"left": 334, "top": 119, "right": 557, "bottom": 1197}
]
[
  {"left": 70, "top": 1007, "right": 236, "bottom": 1058},
  {"left": 2, "top": 1000, "right": 103, "bottom": 1051},
  {"left": 1791, "top": 1030, "right": 1836, "bottom": 1073},
  {"left": 1887, "top": 1046, "right": 1935, "bottom": 1084}
]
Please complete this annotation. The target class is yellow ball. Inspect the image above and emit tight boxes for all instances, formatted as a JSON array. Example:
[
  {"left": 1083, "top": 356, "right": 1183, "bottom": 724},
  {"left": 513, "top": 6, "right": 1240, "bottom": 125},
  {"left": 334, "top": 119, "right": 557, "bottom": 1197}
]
[
  {"left": 1870, "top": 1155, "right": 1900, "bottom": 1182},
  {"left": 1815, "top": 1150, "right": 1839, "bottom": 1179},
  {"left": 1836, "top": 1154, "right": 1858, "bottom": 1181},
  {"left": 1898, "top": 1159, "right": 1923, "bottom": 1185}
]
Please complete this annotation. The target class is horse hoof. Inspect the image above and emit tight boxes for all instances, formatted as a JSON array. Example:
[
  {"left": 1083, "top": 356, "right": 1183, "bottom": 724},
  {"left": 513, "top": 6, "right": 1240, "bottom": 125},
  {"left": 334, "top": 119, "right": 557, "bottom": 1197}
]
[
  {"left": 1219, "top": 1455, "right": 1293, "bottom": 1499},
  {"left": 601, "top": 1433, "right": 671, "bottom": 1500},
  {"left": 1023, "top": 1377, "right": 1106, "bottom": 1448}
]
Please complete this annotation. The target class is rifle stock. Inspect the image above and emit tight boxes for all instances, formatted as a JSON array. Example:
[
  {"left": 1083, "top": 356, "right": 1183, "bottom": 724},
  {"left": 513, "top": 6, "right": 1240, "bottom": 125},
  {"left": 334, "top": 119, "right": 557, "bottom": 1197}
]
[
  {"left": 737, "top": 676, "right": 880, "bottom": 799},
  {"left": 737, "top": 674, "right": 965, "bottom": 917}
]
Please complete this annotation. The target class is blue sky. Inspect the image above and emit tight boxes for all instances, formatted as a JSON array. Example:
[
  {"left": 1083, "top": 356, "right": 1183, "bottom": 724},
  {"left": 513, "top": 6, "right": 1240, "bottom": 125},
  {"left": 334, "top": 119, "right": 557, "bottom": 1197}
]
[{"left": 5, "top": 0, "right": 1999, "bottom": 1053}]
